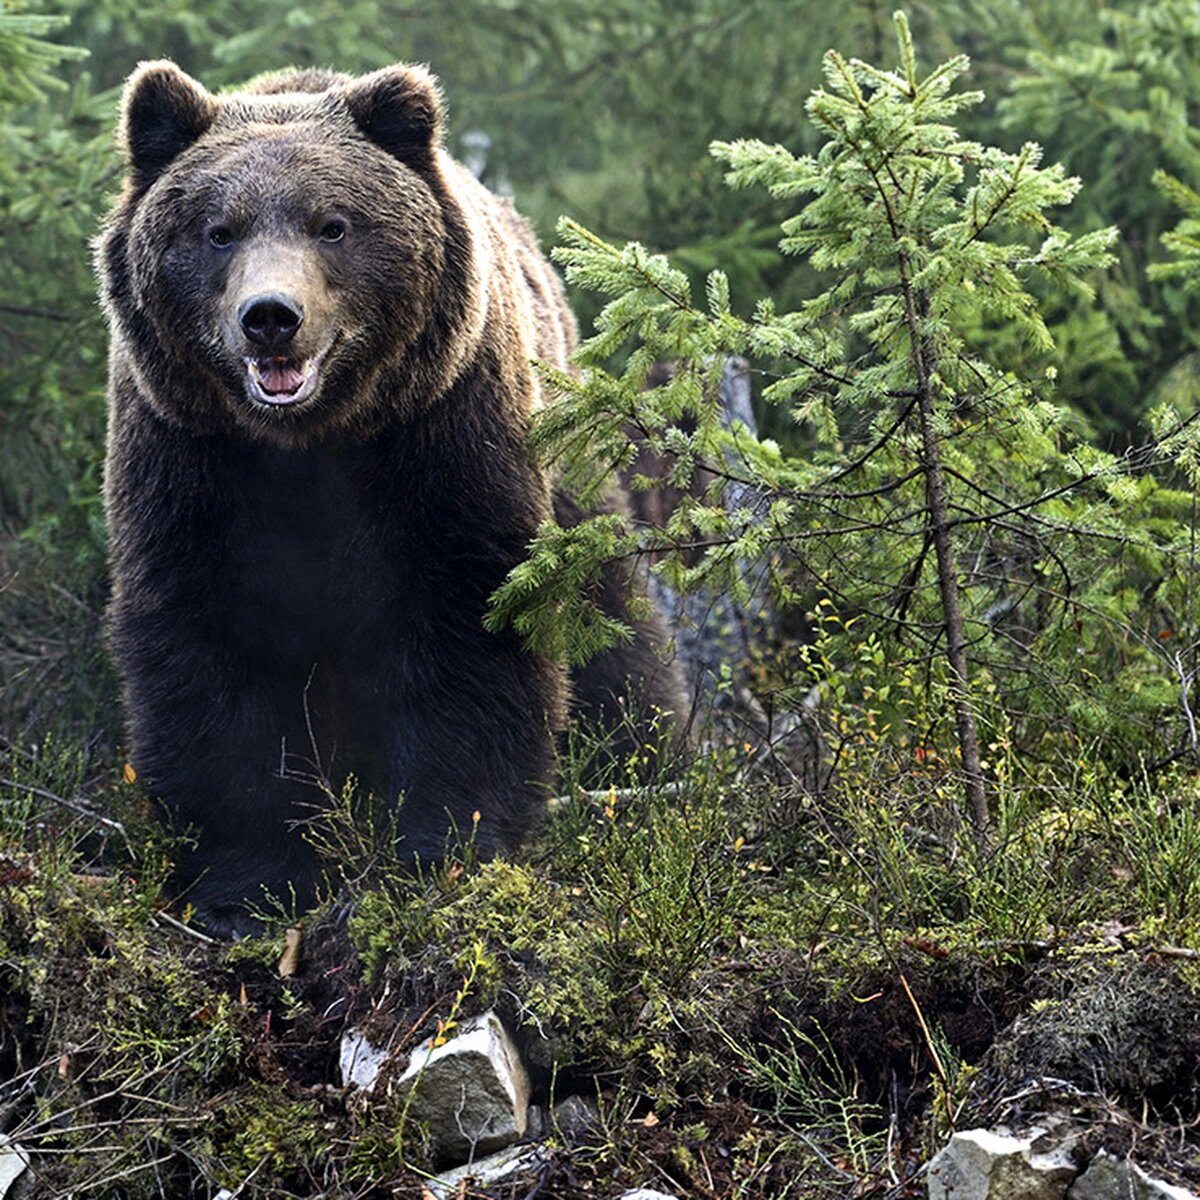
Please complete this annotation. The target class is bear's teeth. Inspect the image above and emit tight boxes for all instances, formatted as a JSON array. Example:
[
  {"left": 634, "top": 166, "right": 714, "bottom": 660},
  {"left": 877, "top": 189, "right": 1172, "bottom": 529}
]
[
  {"left": 249, "top": 358, "right": 305, "bottom": 395},
  {"left": 245, "top": 357, "right": 317, "bottom": 406}
]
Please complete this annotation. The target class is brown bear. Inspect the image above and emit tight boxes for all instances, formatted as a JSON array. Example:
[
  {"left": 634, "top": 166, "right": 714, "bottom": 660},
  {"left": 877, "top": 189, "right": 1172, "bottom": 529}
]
[{"left": 97, "top": 61, "right": 684, "bottom": 937}]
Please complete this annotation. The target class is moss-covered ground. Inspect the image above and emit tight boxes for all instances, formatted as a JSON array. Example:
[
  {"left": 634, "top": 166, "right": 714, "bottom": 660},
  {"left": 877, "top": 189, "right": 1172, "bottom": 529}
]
[{"left": 4, "top": 717, "right": 1200, "bottom": 1199}]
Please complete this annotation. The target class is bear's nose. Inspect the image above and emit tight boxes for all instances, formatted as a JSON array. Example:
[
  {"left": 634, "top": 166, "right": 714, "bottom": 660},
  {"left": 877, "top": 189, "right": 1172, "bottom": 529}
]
[{"left": 238, "top": 293, "right": 305, "bottom": 351}]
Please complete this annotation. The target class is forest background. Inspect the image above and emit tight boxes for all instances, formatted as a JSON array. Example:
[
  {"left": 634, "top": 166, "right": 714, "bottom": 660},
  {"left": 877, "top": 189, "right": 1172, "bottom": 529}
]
[
  {"left": 6, "top": 0, "right": 1200, "bottom": 753},
  {"left": 6, "top": 1, "right": 1200, "bottom": 1196}
]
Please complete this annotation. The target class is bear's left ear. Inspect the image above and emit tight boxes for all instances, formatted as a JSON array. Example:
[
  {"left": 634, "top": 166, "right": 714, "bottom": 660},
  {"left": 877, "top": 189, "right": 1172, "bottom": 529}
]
[
  {"left": 121, "top": 61, "right": 217, "bottom": 184},
  {"left": 337, "top": 64, "right": 444, "bottom": 167}
]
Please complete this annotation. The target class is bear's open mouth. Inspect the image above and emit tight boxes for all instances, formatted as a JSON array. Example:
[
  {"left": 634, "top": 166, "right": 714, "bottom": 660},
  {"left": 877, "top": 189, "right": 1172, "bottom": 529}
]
[{"left": 244, "top": 353, "right": 324, "bottom": 408}]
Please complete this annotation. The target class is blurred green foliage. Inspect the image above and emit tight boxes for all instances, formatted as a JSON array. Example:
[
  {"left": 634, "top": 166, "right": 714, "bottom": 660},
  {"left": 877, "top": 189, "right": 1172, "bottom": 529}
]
[{"left": 4, "top": 0, "right": 1200, "bottom": 749}]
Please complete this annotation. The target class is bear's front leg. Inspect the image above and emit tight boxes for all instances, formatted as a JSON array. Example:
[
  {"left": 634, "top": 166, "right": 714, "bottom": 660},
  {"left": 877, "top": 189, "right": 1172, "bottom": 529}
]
[
  {"left": 367, "top": 630, "right": 564, "bottom": 866},
  {"left": 114, "top": 611, "right": 329, "bottom": 937}
]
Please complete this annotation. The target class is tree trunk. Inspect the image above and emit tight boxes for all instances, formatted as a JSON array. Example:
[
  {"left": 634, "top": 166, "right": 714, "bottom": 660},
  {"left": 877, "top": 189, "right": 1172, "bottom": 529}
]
[{"left": 901, "top": 281, "right": 992, "bottom": 851}]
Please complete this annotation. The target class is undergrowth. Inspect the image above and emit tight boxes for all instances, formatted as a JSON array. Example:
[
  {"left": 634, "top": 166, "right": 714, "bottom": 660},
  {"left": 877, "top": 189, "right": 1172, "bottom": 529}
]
[{"left": 4, "top": 649, "right": 1200, "bottom": 1198}]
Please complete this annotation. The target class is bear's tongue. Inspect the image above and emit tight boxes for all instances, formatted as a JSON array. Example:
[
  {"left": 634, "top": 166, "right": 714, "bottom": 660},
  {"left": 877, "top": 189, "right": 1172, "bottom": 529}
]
[
  {"left": 243, "top": 351, "right": 325, "bottom": 408},
  {"left": 256, "top": 358, "right": 306, "bottom": 395}
]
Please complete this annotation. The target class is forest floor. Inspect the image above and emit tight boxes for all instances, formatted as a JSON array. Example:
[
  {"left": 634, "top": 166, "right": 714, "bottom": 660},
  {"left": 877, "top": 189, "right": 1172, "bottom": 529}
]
[{"left": 4, "top": 721, "right": 1200, "bottom": 1199}]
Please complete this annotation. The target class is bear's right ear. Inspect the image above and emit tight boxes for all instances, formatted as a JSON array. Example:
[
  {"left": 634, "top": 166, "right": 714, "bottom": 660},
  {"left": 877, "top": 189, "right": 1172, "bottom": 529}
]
[
  {"left": 120, "top": 61, "right": 217, "bottom": 184},
  {"left": 337, "top": 65, "right": 444, "bottom": 167}
]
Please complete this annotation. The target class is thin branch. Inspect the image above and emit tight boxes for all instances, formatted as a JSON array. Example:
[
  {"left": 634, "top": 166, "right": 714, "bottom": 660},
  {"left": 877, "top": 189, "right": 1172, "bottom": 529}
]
[
  {"left": 0, "top": 776, "right": 126, "bottom": 836},
  {"left": 0, "top": 301, "right": 73, "bottom": 322}
]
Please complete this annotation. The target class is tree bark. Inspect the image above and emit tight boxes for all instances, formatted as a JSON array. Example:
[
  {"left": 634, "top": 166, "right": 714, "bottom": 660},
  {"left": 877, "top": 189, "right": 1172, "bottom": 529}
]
[{"left": 901, "top": 280, "right": 992, "bottom": 851}]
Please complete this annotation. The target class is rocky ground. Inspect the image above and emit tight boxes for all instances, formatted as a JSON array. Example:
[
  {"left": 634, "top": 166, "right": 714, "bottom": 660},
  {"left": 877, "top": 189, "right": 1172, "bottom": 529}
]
[{"left": 3, "top": 759, "right": 1200, "bottom": 1200}]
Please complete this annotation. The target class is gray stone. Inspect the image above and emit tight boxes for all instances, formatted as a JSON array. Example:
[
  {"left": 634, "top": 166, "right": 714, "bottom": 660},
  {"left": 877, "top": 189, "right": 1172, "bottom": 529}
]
[
  {"left": 525, "top": 1103, "right": 546, "bottom": 1140},
  {"left": 1068, "top": 1151, "right": 1197, "bottom": 1200},
  {"left": 550, "top": 1093, "right": 601, "bottom": 1142},
  {"left": 393, "top": 1009, "right": 531, "bottom": 1161},
  {"left": 0, "top": 1138, "right": 29, "bottom": 1199},
  {"left": 425, "top": 1144, "right": 551, "bottom": 1199},
  {"left": 927, "top": 1128, "right": 1077, "bottom": 1200}
]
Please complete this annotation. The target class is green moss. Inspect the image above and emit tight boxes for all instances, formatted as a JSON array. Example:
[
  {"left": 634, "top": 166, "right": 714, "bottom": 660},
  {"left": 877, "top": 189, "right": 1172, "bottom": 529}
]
[{"left": 219, "top": 1083, "right": 327, "bottom": 1181}]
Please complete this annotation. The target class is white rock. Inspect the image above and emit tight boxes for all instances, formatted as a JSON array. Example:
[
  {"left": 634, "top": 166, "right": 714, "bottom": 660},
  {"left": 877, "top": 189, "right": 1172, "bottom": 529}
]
[
  {"left": 393, "top": 1009, "right": 531, "bottom": 1161},
  {"left": 619, "top": 1190, "right": 682, "bottom": 1200},
  {"left": 425, "top": 1144, "right": 551, "bottom": 1199},
  {"left": 927, "top": 1128, "right": 1077, "bottom": 1200},
  {"left": 1068, "top": 1151, "right": 1198, "bottom": 1200},
  {"left": 0, "top": 1138, "right": 29, "bottom": 1199},
  {"left": 339, "top": 1026, "right": 392, "bottom": 1092}
]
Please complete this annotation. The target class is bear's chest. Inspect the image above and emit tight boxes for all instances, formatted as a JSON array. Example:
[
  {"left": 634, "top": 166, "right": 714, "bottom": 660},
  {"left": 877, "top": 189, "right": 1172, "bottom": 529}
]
[
  {"left": 222, "top": 443, "right": 399, "bottom": 660},
  {"left": 211, "top": 434, "right": 524, "bottom": 680}
]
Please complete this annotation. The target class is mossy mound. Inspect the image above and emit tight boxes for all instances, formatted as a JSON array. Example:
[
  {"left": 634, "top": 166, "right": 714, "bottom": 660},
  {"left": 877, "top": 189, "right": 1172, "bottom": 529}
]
[{"left": 5, "top": 742, "right": 1200, "bottom": 1197}]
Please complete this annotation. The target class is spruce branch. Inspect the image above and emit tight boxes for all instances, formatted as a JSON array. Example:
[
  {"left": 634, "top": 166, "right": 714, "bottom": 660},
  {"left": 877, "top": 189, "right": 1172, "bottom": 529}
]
[{"left": 488, "top": 10, "right": 1200, "bottom": 821}]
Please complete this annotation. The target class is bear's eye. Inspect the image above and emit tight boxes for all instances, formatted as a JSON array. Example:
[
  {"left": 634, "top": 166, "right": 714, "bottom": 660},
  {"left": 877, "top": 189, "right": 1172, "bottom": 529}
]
[
  {"left": 208, "top": 226, "right": 235, "bottom": 249},
  {"left": 318, "top": 219, "right": 347, "bottom": 244}
]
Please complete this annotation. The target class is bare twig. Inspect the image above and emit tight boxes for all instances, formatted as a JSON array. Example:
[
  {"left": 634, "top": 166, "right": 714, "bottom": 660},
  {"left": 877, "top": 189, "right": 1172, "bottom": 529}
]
[
  {"left": 151, "top": 909, "right": 218, "bottom": 946},
  {"left": 897, "top": 971, "right": 954, "bottom": 1128},
  {"left": 548, "top": 780, "right": 686, "bottom": 810},
  {"left": 0, "top": 776, "right": 126, "bottom": 836}
]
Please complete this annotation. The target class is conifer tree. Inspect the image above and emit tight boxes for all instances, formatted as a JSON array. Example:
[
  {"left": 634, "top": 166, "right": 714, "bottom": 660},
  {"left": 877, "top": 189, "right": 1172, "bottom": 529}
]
[
  {"left": 490, "top": 13, "right": 1125, "bottom": 844},
  {"left": 995, "top": 1, "right": 1200, "bottom": 436}
]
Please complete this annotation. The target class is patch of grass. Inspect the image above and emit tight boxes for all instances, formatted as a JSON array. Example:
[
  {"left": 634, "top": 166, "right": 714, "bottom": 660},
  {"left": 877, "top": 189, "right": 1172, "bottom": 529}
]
[
  {"left": 6, "top": 681, "right": 1200, "bottom": 1196},
  {"left": 1107, "top": 769, "right": 1200, "bottom": 937},
  {"left": 337, "top": 751, "right": 756, "bottom": 1103},
  {"left": 722, "top": 1014, "right": 886, "bottom": 1189}
]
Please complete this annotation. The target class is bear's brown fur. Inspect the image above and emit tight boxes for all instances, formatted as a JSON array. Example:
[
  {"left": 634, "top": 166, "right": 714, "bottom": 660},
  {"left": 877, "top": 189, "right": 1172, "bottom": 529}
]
[{"left": 98, "top": 61, "right": 683, "bottom": 937}]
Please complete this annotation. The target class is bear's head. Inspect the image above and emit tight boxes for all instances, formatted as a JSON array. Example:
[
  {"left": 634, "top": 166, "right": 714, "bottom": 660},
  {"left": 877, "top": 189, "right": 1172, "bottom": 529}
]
[{"left": 99, "top": 61, "right": 492, "bottom": 444}]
